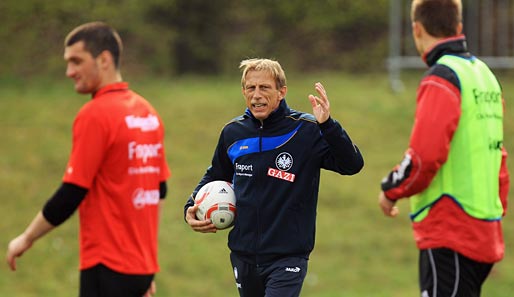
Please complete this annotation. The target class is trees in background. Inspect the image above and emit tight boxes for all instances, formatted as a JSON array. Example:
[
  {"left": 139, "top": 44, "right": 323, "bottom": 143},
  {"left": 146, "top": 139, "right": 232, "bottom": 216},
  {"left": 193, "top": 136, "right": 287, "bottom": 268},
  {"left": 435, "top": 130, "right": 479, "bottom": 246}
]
[{"left": 0, "top": 0, "right": 389, "bottom": 78}]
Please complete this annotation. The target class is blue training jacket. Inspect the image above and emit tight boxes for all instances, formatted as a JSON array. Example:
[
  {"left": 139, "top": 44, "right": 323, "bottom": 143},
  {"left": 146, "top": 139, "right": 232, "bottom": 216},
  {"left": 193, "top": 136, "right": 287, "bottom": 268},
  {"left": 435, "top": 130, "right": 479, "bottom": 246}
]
[{"left": 184, "top": 99, "right": 363, "bottom": 265}]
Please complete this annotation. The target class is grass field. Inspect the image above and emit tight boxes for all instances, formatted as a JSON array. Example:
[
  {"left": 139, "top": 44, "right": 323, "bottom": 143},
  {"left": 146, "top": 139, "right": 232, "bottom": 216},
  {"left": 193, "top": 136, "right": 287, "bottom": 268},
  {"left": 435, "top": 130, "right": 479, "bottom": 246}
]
[{"left": 1, "top": 71, "right": 514, "bottom": 296}]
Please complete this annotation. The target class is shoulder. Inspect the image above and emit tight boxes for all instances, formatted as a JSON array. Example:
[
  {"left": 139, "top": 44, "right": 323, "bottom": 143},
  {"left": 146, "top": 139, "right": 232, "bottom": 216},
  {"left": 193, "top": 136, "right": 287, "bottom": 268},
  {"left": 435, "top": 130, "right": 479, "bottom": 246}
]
[
  {"left": 226, "top": 114, "right": 247, "bottom": 124},
  {"left": 222, "top": 115, "right": 248, "bottom": 128},
  {"left": 425, "top": 62, "right": 460, "bottom": 90},
  {"left": 218, "top": 114, "right": 250, "bottom": 135},
  {"left": 287, "top": 109, "right": 317, "bottom": 124},
  {"left": 76, "top": 100, "right": 103, "bottom": 120}
]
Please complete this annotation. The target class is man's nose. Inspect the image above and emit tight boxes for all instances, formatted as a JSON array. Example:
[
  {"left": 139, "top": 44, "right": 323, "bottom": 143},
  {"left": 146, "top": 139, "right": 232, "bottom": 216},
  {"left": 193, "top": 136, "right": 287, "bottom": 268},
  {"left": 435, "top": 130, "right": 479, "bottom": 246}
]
[
  {"left": 65, "top": 64, "right": 75, "bottom": 78},
  {"left": 252, "top": 88, "right": 262, "bottom": 98}
]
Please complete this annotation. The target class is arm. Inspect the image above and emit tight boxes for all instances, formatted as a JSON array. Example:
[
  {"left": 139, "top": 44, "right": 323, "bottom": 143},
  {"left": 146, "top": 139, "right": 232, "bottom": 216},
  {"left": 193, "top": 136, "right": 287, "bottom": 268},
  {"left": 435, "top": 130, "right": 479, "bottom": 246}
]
[
  {"left": 6, "top": 182, "right": 87, "bottom": 271},
  {"left": 159, "top": 181, "right": 167, "bottom": 199},
  {"left": 185, "top": 203, "right": 217, "bottom": 233},
  {"left": 318, "top": 118, "right": 364, "bottom": 174},
  {"left": 183, "top": 170, "right": 219, "bottom": 233},
  {"left": 309, "top": 82, "right": 364, "bottom": 174},
  {"left": 144, "top": 280, "right": 157, "bottom": 297},
  {"left": 379, "top": 74, "right": 461, "bottom": 215},
  {"left": 6, "top": 211, "right": 55, "bottom": 271},
  {"left": 378, "top": 191, "right": 400, "bottom": 217},
  {"left": 499, "top": 96, "right": 509, "bottom": 215},
  {"left": 184, "top": 129, "right": 234, "bottom": 233},
  {"left": 499, "top": 147, "right": 509, "bottom": 215}
]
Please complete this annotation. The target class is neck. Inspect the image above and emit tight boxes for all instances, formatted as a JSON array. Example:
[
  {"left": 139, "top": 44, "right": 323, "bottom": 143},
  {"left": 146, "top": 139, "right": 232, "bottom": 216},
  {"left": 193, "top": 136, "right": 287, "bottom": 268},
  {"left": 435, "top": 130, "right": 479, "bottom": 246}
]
[
  {"left": 97, "top": 71, "right": 123, "bottom": 90},
  {"left": 419, "top": 35, "right": 442, "bottom": 56}
]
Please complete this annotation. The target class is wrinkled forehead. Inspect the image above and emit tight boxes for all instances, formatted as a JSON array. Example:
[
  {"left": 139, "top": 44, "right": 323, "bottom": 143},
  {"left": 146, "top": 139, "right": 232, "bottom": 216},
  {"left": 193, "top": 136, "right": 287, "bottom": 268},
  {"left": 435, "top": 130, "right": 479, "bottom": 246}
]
[
  {"left": 242, "top": 70, "right": 277, "bottom": 87},
  {"left": 241, "top": 69, "right": 280, "bottom": 89}
]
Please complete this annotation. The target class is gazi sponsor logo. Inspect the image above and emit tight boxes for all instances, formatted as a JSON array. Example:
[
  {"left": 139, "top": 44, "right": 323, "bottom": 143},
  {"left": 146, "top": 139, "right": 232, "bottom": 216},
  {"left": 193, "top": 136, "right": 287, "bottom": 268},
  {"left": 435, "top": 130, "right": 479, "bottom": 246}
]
[
  {"left": 132, "top": 188, "right": 160, "bottom": 209},
  {"left": 128, "top": 141, "right": 162, "bottom": 163},
  {"left": 268, "top": 152, "right": 296, "bottom": 182}
]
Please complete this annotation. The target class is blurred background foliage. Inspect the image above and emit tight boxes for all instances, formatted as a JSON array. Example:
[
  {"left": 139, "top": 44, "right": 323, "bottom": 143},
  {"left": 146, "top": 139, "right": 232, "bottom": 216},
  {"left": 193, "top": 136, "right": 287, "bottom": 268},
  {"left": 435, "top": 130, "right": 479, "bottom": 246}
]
[
  {"left": 2, "top": 1, "right": 514, "bottom": 296},
  {"left": 0, "top": 0, "right": 389, "bottom": 79}
]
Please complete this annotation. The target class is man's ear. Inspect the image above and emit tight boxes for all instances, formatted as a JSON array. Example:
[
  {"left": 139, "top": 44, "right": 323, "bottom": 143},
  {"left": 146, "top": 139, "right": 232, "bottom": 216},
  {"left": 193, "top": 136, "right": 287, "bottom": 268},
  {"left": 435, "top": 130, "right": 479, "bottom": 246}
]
[
  {"left": 412, "top": 21, "right": 423, "bottom": 39},
  {"left": 97, "top": 50, "right": 113, "bottom": 69},
  {"left": 278, "top": 86, "right": 287, "bottom": 100},
  {"left": 456, "top": 22, "right": 463, "bottom": 35}
]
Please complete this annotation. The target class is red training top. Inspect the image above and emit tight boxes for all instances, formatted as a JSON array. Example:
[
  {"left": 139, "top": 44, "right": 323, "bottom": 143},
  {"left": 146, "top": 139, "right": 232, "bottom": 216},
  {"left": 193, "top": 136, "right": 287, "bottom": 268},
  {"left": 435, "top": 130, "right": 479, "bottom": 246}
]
[
  {"left": 381, "top": 36, "right": 509, "bottom": 263},
  {"left": 63, "top": 82, "right": 171, "bottom": 274}
]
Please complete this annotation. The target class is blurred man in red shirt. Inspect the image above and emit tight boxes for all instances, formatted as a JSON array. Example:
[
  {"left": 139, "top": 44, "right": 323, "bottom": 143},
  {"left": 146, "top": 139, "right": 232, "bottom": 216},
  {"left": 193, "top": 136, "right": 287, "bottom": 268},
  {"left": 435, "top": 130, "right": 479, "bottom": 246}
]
[{"left": 6, "top": 22, "right": 171, "bottom": 297}]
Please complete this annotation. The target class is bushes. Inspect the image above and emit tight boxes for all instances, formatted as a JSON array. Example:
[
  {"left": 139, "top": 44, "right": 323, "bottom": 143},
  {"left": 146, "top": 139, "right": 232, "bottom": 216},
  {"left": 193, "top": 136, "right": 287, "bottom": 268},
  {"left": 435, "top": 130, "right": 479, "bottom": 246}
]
[{"left": 1, "top": 0, "right": 389, "bottom": 78}]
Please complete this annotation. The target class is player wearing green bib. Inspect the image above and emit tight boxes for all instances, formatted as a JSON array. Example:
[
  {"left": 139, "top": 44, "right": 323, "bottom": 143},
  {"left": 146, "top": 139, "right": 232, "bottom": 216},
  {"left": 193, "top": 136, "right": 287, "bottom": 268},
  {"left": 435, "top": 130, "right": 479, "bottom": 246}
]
[
  {"left": 378, "top": 1, "right": 509, "bottom": 296},
  {"left": 410, "top": 54, "right": 505, "bottom": 223}
]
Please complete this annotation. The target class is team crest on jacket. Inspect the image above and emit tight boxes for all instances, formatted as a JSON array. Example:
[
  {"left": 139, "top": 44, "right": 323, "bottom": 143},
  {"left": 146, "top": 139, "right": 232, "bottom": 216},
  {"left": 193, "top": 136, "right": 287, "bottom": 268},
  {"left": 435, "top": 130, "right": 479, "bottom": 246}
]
[
  {"left": 268, "top": 152, "right": 295, "bottom": 182},
  {"left": 275, "top": 152, "right": 293, "bottom": 171}
]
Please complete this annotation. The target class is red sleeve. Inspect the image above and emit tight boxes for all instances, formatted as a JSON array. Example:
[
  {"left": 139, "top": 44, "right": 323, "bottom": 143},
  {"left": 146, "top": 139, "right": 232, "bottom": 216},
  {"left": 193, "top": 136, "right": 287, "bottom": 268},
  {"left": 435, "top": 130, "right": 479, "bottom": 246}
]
[
  {"left": 158, "top": 115, "right": 171, "bottom": 182},
  {"left": 499, "top": 147, "right": 509, "bottom": 215},
  {"left": 62, "top": 105, "right": 109, "bottom": 189},
  {"left": 381, "top": 75, "right": 461, "bottom": 199},
  {"left": 499, "top": 97, "right": 510, "bottom": 215}
]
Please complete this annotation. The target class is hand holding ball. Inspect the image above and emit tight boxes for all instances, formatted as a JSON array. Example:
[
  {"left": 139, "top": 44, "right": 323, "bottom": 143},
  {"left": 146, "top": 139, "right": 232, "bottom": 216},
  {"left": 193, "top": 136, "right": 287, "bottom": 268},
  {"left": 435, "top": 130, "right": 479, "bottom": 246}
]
[{"left": 195, "top": 181, "right": 236, "bottom": 230}]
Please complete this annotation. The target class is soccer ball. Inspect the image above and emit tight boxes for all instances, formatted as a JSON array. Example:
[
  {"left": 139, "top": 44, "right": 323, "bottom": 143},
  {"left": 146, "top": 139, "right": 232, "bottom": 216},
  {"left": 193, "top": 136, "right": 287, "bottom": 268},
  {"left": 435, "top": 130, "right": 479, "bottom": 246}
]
[{"left": 195, "top": 180, "right": 236, "bottom": 230}]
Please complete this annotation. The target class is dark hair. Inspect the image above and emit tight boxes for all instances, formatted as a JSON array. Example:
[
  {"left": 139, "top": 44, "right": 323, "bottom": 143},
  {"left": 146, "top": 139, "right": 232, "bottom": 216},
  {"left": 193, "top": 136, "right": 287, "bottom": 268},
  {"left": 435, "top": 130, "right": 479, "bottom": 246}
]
[
  {"left": 64, "top": 22, "right": 123, "bottom": 68},
  {"left": 411, "top": 0, "right": 462, "bottom": 37}
]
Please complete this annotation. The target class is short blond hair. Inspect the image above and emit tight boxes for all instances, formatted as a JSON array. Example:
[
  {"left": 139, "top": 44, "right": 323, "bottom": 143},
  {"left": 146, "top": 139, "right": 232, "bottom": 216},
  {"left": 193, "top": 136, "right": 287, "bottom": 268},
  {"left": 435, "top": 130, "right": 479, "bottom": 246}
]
[{"left": 239, "top": 58, "right": 287, "bottom": 89}]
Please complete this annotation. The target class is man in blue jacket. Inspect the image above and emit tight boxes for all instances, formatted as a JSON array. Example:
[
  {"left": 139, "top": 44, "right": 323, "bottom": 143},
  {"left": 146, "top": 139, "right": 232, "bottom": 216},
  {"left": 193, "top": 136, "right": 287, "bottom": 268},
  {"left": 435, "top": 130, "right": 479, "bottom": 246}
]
[{"left": 184, "top": 58, "right": 363, "bottom": 297}]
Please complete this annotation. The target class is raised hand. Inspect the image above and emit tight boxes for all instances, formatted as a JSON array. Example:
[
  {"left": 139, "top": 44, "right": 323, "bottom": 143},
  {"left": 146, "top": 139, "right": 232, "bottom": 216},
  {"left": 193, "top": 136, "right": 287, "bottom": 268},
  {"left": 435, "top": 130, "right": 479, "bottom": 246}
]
[{"left": 308, "top": 82, "right": 331, "bottom": 124}]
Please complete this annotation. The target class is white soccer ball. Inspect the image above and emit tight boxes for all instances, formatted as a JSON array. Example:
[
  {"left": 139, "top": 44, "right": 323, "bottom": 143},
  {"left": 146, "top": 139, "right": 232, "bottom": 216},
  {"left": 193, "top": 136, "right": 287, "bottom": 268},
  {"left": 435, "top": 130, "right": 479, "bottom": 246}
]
[{"left": 195, "top": 180, "right": 236, "bottom": 230}]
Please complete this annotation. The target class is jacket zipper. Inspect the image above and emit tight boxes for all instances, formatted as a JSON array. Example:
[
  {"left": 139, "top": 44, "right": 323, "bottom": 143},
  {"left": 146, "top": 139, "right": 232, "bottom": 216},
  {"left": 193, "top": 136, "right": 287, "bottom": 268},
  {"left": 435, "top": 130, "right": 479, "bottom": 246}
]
[{"left": 256, "top": 123, "right": 263, "bottom": 265}]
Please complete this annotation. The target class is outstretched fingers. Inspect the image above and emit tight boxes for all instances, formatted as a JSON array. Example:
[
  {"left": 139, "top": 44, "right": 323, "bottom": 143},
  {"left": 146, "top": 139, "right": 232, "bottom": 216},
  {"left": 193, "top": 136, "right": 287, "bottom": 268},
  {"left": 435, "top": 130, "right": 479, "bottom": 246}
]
[{"left": 308, "top": 82, "right": 330, "bottom": 123}]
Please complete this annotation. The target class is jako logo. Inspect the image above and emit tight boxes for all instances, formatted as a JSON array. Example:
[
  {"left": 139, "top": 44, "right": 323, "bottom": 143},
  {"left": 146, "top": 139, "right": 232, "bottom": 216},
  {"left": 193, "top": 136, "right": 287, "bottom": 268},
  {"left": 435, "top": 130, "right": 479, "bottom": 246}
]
[{"left": 285, "top": 267, "right": 301, "bottom": 273}]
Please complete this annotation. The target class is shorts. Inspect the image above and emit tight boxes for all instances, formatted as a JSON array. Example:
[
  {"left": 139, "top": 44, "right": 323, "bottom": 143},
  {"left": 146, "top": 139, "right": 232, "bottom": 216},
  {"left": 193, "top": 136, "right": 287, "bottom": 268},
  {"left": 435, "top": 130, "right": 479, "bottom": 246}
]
[
  {"left": 80, "top": 263, "right": 154, "bottom": 297},
  {"left": 230, "top": 252, "right": 308, "bottom": 297},
  {"left": 419, "top": 248, "right": 493, "bottom": 297}
]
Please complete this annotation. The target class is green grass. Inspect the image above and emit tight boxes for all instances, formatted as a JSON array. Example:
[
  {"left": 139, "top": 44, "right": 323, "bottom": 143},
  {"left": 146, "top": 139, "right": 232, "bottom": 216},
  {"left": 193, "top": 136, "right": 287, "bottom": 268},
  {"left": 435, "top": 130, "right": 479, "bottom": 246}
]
[{"left": 1, "top": 71, "right": 514, "bottom": 296}]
